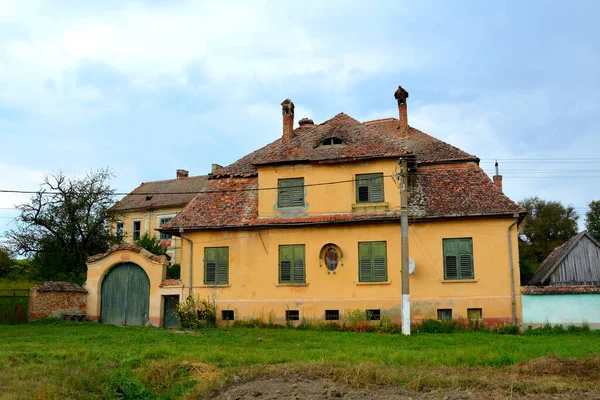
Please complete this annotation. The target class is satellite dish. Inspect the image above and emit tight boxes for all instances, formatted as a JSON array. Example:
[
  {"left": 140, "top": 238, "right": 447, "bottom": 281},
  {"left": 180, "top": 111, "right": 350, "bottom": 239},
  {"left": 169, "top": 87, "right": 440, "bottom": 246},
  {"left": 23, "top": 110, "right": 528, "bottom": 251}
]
[{"left": 409, "top": 258, "right": 416, "bottom": 275}]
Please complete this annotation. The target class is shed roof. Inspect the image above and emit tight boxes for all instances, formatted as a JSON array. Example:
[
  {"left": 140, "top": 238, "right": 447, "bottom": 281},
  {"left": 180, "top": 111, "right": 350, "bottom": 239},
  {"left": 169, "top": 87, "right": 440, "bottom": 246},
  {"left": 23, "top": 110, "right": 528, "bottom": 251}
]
[
  {"left": 33, "top": 281, "right": 87, "bottom": 293},
  {"left": 528, "top": 231, "right": 600, "bottom": 285}
]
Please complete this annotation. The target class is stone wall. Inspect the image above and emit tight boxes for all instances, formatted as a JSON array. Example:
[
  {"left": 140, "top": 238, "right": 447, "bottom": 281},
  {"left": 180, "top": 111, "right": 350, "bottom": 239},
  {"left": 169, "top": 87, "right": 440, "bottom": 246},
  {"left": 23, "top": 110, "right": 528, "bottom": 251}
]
[{"left": 29, "top": 282, "right": 87, "bottom": 320}]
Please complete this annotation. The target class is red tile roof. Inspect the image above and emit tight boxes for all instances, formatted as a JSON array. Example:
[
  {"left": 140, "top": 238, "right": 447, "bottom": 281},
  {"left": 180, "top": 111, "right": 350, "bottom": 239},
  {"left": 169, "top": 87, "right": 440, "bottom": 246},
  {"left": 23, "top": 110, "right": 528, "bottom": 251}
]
[
  {"left": 32, "top": 281, "right": 87, "bottom": 293},
  {"left": 110, "top": 175, "right": 208, "bottom": 212},
  {"left": 363, "top": 118, "right": 478, "bottom": 163},
  {"left": 159, "top": 112, "right": 521, "bottom": 232}
]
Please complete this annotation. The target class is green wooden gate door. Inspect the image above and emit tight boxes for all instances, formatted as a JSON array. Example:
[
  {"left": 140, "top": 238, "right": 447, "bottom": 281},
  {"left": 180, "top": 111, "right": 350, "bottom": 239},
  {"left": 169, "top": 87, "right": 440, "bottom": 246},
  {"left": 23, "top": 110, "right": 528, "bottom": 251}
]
[
  {"left": 101, "top": 263, "right": 150, "bottom": 326},
  {"left": 163, "top": 295, "right": 179, "bottom": 329}
]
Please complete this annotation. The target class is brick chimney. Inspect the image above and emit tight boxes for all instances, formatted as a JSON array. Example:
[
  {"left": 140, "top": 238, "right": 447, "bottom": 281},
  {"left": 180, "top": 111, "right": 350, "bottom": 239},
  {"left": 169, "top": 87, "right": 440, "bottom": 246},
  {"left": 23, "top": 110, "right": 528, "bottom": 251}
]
[
  {"left": 176, "top": 169, "right": 189, "bottom": 179},
  {"left": 281, "top": 99, "right": 295, "bottom": 142},
  {"left": 211, "top": 164, "right": 223, "bottom": 173},
  {"left": 394, "top": 85, "right": 409, "bottom": 138},
  {"left": 493, "top": 161, "right": 503, "bottom": 192}
]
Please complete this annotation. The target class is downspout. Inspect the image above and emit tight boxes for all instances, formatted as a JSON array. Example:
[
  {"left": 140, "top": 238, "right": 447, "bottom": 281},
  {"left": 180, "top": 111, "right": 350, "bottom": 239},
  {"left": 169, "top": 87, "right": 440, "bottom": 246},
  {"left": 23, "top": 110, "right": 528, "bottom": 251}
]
[
  {"left": 507, "top": 214, "right": 519, "bottom": 325},
  {"left": 179, "top": 228, "right": 193, "bottom": 297}
]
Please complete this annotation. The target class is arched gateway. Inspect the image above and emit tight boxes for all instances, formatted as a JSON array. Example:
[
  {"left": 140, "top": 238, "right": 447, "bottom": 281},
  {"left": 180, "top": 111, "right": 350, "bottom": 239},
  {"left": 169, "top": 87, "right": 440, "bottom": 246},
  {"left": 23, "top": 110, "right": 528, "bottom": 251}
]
[{"left": 101, "top": 262, "right": 150, "bottom": 326}]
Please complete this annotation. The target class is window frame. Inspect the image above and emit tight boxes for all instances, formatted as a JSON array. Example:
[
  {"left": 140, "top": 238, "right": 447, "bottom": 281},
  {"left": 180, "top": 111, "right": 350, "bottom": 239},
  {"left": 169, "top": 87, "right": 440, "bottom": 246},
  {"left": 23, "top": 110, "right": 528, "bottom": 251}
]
[
  {"left": 325, "top": 310, "right": 340, "bottom": 321},
  {"left": 437, "top": 309, "right": 452, "bottom": 320},
  {"left": 132, "top": 220, "right": 141, "bottom": 241},
  {"left": 204, "top": 246, "right": 229, "bottom": 285},
  {"left": 355, "top": 173, "right": 384, "bottom": 203},
  {"left": 116, "top": 221, "right": 124, "bottom": 240},
  {"left": 286, "top": 310, "right": 300, "bottom": 321},
  {"left": 442, "top": 238, "right": 474, "bottom": 280},
  {"left": 278, "top": 244, "right": 306, "bottom": 284},
  {"left": 159, "top": 217, "right": 173, "bottom": 240},
  {"left": 358, "top": 241, "right": 388, "bottom": 282},
  {"left": 277, "top": 178, "right": 305, "bottom": 208}
]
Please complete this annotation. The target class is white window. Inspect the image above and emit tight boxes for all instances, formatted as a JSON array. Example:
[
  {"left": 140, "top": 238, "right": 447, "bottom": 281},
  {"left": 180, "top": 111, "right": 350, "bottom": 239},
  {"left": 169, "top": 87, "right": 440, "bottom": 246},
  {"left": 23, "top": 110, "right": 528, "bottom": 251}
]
[
  {"left": 116, "top": 222, "right": 124, "bottom": 240},
  {"left": 159, "top": 217, "right": 173, "bottom": 240}
]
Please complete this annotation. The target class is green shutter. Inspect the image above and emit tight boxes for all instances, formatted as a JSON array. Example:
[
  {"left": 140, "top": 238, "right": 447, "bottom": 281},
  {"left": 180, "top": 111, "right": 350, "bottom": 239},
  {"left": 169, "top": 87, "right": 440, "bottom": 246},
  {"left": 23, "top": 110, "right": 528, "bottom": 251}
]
[
  {"left": 443, "top": 239, "right": 473, "bottom": 280},
  {"left": 370, "top": 175, "right": 384, "bottom": 202},
  {"left": 217, "top": 247, "right": 229, "bottom": 284},
  {"left": 278, "top": 179, "right": 304, "bottom": 208},
  {"left": 372, "top": 241, "right": 387, "bottom": 282},
  {"left": 205, "top": 247, "right": 229, "bottom": 284},
  {"left": 205, "top": 247, "right": 217, "bottom": 284},
  {"left": 358, "top": 242, "right": 373, "bottom": 281},
  {"left": 279, "top": 245, "right": 305, "bottom": 283},
  {"left": 356, "top": 173, "right": 384, "bottom": 203},
  {"left": 279, "top": 245, "right": 293, "bottom": 283}
]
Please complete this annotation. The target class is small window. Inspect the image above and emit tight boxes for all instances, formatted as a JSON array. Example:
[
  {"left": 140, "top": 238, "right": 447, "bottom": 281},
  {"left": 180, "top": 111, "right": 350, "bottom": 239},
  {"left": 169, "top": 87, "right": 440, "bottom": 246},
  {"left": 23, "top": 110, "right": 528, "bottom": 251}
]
[
  {"left": 278, "top": 178, "right": 305, "bottom": 208},
  {"left": 358, "top": 241, "right": 387, "bottom": 282},
  {"left": 355, "top": 173, "right": 384, "bottom": 203},
  {"left": 366, "top": 309, "right": 381, "bottom": 321},
  {"left": 221, "top": 310, "right": 234, "bottom": 321},
  {"left": 132, "top": 221, "right": 141, "bottom": 241},
  {"left": 320, "top": 137, "right": 345, "bottom": 146},
  {"left": 279, "top": 245, "right": 305, "bottom": 284},
  {"left": 467, "top": 308, "right": 482, "bottom": 321},
  {"left": 159, "top": 217, "right": 173, "bottom": 240},
  {"left": 116, "top": 222, "right": 124, "bottom": 240},
  {"left": 204, "top": 247, "right": 229, "bottom": 285},
  {"left": 286, "top": 310, "right": 300, "bottom": 321},
  {"left": 443, "top": 238, "right": 474, "bottom": 280},
  {"left": 437, "top": 309, "right": 452, "bottom": 320},
  {"left": 325, "top": 310, "right": 339, "bottom": 321}
]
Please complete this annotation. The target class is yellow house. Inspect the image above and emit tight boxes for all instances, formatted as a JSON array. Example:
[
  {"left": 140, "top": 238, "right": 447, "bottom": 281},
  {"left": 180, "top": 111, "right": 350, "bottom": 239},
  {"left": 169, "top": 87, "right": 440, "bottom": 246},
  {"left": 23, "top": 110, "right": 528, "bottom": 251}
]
[
  {"left": 88, "top": 84, "right": 525, "bottom": 328},
  {"left": 109, "top": 170, "right": 207, "bottom": 264},
  {"left": 156, "top": 85, "right": 525, "bottom": 327}
]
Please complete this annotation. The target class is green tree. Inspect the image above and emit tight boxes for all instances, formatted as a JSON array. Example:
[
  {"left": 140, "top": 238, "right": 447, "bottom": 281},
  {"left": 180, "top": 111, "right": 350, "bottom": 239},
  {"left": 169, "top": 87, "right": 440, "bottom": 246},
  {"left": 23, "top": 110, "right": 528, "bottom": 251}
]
[
  {"left": 5, "top": 169, "right": 120, "bottom": 283},
  {"left": 0, "top": 247, "right": 11, "bottom": 278},
  {"left": 518, "top": 197, "right": 579, "bottom": 284},
  {"left": 585, "top": 200, "right": 600, "bottom": 242},
  {"left": 134, "top": 232, "right": 169, "bottom": 258}
]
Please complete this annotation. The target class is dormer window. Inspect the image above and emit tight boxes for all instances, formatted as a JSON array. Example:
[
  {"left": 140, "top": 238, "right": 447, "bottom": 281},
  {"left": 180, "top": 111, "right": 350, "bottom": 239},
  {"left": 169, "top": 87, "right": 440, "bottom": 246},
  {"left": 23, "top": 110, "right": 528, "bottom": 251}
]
[{"left": 320, "top": 137, "right": 345, "bottom": 146}]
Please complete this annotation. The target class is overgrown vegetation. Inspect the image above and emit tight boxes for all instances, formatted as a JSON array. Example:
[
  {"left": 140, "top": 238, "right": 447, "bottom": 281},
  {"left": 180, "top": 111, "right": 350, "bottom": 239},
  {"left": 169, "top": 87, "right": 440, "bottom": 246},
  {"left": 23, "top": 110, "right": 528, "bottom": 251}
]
[
  {"left": 175, "top": 295, "right": 218, "bottom": 329},
  {"left": 134, "top": 233, "right": 170, "bottom": 259},
  {"left": 1, "top": 322, "right": 600, "bottom": 399}
]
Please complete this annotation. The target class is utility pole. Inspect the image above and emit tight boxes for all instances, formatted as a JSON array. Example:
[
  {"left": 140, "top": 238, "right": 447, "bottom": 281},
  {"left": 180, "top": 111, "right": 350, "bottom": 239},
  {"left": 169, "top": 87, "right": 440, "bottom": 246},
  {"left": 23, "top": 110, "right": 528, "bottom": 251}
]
[{"left": 400, "top": 158, "right": 410, "bottom": 335}]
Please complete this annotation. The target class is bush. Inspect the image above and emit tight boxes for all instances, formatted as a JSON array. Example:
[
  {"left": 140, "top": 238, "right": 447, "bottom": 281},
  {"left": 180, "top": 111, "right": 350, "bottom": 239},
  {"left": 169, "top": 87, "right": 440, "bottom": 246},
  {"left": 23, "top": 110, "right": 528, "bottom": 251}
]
[
  {"left": 525, "top": 323, "right": 592, "bottom": 335},
  {"left": 174, "top": 296, "right": 218, "bottom": 329},
  {"left": 414, "top": 318, "right": 461, "bottom": 333},
  {"left": 492, "top": 323, "right": 520, "bottom": 335},
  {"left": 134, "top": 233, "right": 170, "bottom": 259},
  {"left": 166, "top": 263, "right": 180, "bottom": 279}
]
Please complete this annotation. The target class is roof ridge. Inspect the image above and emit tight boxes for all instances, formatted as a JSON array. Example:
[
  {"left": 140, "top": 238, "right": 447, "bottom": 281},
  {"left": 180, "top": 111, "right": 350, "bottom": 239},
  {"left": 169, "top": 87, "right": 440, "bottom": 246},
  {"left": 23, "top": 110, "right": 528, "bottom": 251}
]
[
  {"left": 363, "top": 117, "right": 397, "bottom": 124},
  {"left": 135, "top": 174, "right": 208, "bottom": 187}
]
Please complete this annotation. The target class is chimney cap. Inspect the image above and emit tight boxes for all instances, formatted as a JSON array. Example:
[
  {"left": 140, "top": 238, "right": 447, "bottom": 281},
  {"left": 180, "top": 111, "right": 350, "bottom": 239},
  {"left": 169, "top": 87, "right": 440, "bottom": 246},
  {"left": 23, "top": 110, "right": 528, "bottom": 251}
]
[
  {"left": 298, "top": 117, "right": 314, "bottom": 127},
  {"left": 394, "top": 85, "right": 409, "bottom": 105},
  {"left": 281, "top": 99, "right": 295, "bottom": 115},
  {"left": 176, "top": 169, "right": 189, "bottom": 179}
]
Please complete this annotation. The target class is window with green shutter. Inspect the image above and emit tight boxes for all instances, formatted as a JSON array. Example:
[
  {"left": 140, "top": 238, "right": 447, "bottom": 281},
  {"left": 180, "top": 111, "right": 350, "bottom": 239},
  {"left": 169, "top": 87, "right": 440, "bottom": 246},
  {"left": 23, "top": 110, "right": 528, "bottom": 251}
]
[
  {"left": 279, "top": 245, "right": 305, "bottom": 283},
  {"left": 278, "top": 178, "right": 305, "bottom": 208},
  {"left": 358, "top": 241, "right": 387, "bottom": 282},
  {"left": 204, "top": 247, "right": 229, "bottom": 285},
  {"left": 355, "top": 173, "right": 384, "bottom": 203},
  {"left": 443, "top": 238, "right": 474, "bottom": 280}
]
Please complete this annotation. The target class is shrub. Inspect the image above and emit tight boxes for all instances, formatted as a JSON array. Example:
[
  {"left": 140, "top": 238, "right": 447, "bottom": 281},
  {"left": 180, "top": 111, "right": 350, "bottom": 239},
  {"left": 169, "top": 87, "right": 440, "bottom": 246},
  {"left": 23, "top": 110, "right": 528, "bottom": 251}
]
[
  {"left": 166, "top": 263, "right": 180, "bottom": 279},
  {"left": 174, "top": 296, "right": 218, "bottom": 329},
  {"left": 415, "top": 318, "right": 460, "bottom": 333},
  {"left": 492, "top": 323, "right": 520, "bottom": 335}
]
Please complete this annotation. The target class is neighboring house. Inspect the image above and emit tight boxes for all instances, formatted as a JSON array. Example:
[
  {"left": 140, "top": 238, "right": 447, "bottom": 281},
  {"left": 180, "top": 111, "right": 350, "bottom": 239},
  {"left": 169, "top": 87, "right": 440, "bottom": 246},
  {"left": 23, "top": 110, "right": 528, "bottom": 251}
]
[
  {"left": 88, "top": 84, "right": 525, "bottom": 327},
  {"left": 109, "top": 170, "right": 208, "bottom": 264},
  {"left": 522, "top": 231, "right": 600, "bottom": 328}
]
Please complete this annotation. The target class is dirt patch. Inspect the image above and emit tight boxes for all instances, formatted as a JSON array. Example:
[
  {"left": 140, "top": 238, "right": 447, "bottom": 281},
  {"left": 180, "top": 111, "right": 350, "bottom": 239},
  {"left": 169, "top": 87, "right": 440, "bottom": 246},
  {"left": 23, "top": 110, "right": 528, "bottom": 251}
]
[
  {"left": 514, "top": 356, "right": 600, "bottom": 379},
  {"left": 210, "top": 375, "right": 600, "bottom": 400}
]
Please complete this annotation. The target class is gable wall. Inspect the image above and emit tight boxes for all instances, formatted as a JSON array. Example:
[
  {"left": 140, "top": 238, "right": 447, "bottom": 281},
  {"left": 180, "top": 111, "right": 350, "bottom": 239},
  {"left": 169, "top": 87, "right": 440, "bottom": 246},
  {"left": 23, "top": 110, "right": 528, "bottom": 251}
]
[{"left": 550, "top": 236, "right": 600, "bottom": 285}]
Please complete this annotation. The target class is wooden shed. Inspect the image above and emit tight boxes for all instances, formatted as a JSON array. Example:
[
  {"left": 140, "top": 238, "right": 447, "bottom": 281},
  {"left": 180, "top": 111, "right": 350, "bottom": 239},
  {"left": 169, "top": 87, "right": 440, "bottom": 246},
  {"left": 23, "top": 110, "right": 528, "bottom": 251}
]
[
  {"left": 522, "top": 232, "right": 600, "bottom": 329},
  {"left": 528, "top": 231, "right": 600, "bottom": 286}
]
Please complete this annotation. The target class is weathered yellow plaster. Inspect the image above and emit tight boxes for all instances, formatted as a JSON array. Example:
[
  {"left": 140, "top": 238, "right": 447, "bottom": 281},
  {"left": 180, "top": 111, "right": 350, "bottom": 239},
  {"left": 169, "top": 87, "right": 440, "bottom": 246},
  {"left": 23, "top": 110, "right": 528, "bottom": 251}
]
[{"left": 85, "top": 249, "right": 169, "bottom": 326}]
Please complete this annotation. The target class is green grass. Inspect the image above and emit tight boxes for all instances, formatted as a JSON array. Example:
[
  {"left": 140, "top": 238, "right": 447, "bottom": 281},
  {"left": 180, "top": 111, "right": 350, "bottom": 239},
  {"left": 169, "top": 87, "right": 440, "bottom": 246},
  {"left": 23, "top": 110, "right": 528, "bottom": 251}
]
[{"left": 1, "top": 322, "right": 600, "bottom": 399}]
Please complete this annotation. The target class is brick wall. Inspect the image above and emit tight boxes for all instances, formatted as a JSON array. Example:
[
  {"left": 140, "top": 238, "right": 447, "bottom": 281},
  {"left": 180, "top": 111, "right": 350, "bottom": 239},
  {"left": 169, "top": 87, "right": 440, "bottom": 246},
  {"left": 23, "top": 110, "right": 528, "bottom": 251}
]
[{"left": 28, "top": 282, "right": 87, "bottom": 320}]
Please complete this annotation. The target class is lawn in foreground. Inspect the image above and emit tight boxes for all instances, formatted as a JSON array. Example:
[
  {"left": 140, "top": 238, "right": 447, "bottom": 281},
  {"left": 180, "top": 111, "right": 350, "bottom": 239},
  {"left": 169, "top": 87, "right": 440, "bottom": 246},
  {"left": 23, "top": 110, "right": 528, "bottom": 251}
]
[{"left": 1, "top": 322, "right": 600, "bottom": 399}]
